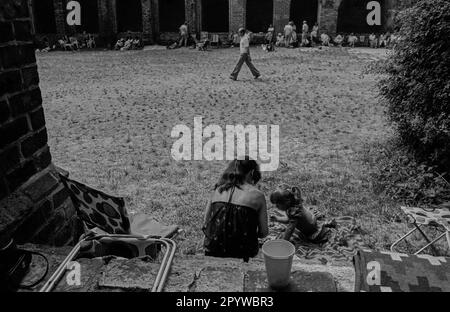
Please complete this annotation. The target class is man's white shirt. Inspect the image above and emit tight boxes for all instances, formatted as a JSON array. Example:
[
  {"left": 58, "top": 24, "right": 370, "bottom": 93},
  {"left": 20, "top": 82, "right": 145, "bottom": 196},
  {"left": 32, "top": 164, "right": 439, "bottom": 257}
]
[{"left": 240, "top": 34, "right": 250, "bottom": 54}]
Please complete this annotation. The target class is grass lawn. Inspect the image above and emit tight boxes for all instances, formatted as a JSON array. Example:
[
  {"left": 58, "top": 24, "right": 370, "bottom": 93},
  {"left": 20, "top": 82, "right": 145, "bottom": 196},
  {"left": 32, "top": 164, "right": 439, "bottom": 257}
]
[{"left": 37, "top": 46, "right": 419, "bottom": 257}]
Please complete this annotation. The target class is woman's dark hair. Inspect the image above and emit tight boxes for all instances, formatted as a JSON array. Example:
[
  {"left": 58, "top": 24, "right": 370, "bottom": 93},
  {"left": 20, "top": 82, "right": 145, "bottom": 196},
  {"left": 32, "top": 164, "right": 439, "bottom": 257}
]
[{"left": 215, "top": 157, "right": 261, "bottom": 193}]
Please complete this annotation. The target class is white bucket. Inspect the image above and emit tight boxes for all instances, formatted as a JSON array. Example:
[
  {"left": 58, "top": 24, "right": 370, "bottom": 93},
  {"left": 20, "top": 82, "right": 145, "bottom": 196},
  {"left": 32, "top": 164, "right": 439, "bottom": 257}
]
[{"left": 262, "top": 240, "right": 295, "bottom": 289}]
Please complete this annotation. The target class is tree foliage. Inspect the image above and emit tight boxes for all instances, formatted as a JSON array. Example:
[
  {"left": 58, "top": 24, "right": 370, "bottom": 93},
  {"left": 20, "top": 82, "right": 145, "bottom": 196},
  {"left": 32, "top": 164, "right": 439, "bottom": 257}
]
[{"left": 379, "top": 0, "right": 450, "bottom": 172}]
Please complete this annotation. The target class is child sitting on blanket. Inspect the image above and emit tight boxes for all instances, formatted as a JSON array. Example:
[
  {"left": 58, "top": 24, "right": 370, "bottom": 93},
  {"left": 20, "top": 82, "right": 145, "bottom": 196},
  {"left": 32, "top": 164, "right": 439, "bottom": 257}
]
[{"left": 270, "top": 185, "right": 335, "bottom": 244}]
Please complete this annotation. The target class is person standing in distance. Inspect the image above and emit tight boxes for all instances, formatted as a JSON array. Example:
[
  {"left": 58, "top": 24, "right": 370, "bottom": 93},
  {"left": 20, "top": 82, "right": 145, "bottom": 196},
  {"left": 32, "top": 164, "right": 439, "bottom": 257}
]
[
  {"left": 230, "top": 28, "right": 260, "bottom": 81},
  {"left": 179, "top": 21, "right": 188, "bottom": 47}
]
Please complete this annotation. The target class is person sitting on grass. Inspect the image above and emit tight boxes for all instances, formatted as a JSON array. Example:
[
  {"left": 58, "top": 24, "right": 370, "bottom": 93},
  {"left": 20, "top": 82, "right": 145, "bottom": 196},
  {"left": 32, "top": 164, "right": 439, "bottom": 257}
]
[
  {"left": 87, "top": 34, "right": 96, "bottom": 49},
  {"left": 121, "top": 37, "right": 133, "bottom": 51},
  {"left": 369, "top": 33, "right": 378, "bottom": 48},
  {"left": 275, "top": 33, "right": 284, "bottom": 47},
  {"left": 197, "top": 37, "right": 210, "bottom": 51},
  {"left": 347, "top": 33, "right": 358, "bottom": 48},
  {"left": 227, "top": 32, "right": 235, "bottom": 47},
  {"left": 270, "top": 185, "right": 335, "bottom": 244},
  {"left": 69, "top": 36, "right": 80, "bottom": 50},
  {"left": 132, "top": 36, "right": 142, "bottom": 50},
  {"left": 310, "top": 23, "right": 319, "bottom": 46},
  {"left": 115, "top": 38, "right": 125, "bottom": 50},
  {"left": 378, "top": 33, "right": 387, "bottom": 48},
  {"left": 320, "top": 33, "right": 330, "bottom": 46},
  {"left": 334, "top": 34, "right": 344, "bottom": 47},
  {"left": 203, "top": 158, "right": 269, "bottom": 262}
]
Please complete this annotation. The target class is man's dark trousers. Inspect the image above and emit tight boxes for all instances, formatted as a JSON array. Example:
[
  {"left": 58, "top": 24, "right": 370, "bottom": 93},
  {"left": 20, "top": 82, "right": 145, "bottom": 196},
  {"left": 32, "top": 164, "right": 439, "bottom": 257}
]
[{"left": 230, "top": 52, "right": 260, "bottom": 79}]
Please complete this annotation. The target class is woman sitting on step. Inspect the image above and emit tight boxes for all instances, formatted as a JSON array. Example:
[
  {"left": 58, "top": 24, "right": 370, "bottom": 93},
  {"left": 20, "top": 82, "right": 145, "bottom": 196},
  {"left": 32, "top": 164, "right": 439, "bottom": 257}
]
[{"left": 203, "top": 157, "right": 269, "bottom": 262}]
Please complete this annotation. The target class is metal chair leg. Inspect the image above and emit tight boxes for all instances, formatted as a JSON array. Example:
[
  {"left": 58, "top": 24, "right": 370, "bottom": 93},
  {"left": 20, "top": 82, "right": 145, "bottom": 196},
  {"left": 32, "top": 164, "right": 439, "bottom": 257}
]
[
  {"left": 414, "top": 232, "right": 447, "bottom": 255},
  {"left": 39, "top": 234, "right": 175, "bottom": 292},
  {"left": 413, "top": 223, "right": 440, "bottom": 256},
  {"left": 390, "top": 226, "right": 419, "bottom": 252},
  {"left": 446, "top": 231, "right": 450, "bottom": 250}
]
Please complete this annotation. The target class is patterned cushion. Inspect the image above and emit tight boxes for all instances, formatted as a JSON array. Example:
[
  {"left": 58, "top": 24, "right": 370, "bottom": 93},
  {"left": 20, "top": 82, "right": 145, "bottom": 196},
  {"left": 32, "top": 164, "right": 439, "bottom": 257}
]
[
  {"left": 60, "top": 174, "right": 131, "bottom": 235},
  {"left": 401, "top": 206, "right": 450, "bottom": 231},
  {"left": 354, "top": 250, "right": 450, "bottom": 292}
]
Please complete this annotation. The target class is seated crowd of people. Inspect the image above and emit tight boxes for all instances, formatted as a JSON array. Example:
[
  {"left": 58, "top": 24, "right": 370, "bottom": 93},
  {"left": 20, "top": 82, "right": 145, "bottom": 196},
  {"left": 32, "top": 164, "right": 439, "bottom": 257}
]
[
  {"left": 36, "top": 32, "right": 96, "bottom": 53},
  {"left": 36, "top": 21, "right": 399, "bottom": 54},
  {"left": 114, "top": 36, "right": 144, "bottom": 51},
  {"left": 233, "top": 20, "right": 399, "bottom": 51}
]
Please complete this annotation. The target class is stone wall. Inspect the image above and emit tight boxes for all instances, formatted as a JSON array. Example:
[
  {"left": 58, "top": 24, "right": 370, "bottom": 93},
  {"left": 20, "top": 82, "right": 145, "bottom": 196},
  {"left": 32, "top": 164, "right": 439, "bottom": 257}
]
[{"left": 0, "top": 0, "right": 79, "bottom": 247}]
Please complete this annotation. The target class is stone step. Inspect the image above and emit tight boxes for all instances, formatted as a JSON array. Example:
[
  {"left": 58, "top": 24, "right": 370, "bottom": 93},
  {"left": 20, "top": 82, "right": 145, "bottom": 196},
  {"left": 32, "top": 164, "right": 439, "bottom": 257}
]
[{"left": 18, "top": 244, "right": 355, "bottom": 292}]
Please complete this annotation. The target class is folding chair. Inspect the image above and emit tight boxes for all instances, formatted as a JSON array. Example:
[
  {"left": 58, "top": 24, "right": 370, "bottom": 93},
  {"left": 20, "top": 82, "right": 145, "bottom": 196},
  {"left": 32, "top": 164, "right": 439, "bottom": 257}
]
[
  {"left": 391, "top": 206, "right": 450, "bottom": 256},
  {"left": 359, "top": 36, "right": 366, "bottom": 47},
  {"left": 39, "top": 174, "right": 179, "bottom": 292},
  {"left": 200, "top": 31, "right": 209, "bottom": 42},
  {"left": 39, "top": 233, "right": 176, "bottom": 292},
  {"left": 210, "top": 34, "right": 220, "bottom": 48}
]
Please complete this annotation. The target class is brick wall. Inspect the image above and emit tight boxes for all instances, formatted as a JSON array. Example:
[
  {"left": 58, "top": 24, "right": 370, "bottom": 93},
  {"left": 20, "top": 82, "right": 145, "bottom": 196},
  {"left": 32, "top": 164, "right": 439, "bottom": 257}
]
[
  {"left": 53, "top": 0, "right": 66, "bottom": 34},
  {"left": 98, "top": 0, "right": 116, "bottom": 47},
  {"left": 0, "top": 0, "right": 80, "bottom": 247},
  {"left": 141, "top": 0, "right": 153, "bottom": 44},
  {"left": 273, "top": 0, "right": 290, "bottom": 35},
  {"left": 319, "top": 0, "right": 339, "bottom": 34},
  {"left": 229, "top": 0, "right": 246, "bottom": 32}
]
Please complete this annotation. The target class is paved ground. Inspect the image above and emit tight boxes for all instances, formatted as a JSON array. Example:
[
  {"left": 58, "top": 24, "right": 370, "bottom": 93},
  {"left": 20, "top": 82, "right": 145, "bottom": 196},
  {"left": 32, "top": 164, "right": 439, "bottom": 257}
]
[
  {"left": 37, "top": 46, "right": 406, "bottom": 257},
  {"left": 22, "top": 244, "right": 354, "bottom": 292}
]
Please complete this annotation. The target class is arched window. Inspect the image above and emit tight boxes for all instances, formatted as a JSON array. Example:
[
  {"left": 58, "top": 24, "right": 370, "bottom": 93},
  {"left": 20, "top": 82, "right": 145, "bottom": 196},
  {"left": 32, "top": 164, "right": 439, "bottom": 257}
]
[
  {"left": 337, "top": 0, "right": 387, "bottom": 33},
  {"left": 202, "top": 0, "right": 229, "bottom": 32},
  {"left": 246, "top": 0, "right": 273, "bottom": 33},
  {"left": 32, "top": 0, "right": 57, "bottom": 33},
  {"left": 290, "top": 0, "right": 318, "bottom": 27},
  {"left": 159, "top": 0, "right": 186, "bottom": 32},
  {"left": 76, "top": 0, "right": 99, "bottom": 33},
  {"left": 116, "top": 0, "right": 143, "bottom": 32}
]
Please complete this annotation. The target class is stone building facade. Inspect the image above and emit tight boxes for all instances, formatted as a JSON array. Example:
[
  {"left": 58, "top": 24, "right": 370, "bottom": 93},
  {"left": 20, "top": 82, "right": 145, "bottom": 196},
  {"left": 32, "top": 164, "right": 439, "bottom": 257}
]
[
  {"left": 29, "top": 0, "right": 418, "bottom": 45},
  {"left": 1, "top": 0, "right": 80, "bottom": 247}
]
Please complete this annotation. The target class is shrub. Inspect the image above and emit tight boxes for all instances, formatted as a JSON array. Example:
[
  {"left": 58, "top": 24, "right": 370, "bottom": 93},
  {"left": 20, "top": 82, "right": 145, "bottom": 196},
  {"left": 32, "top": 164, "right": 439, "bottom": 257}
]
[{"left": 378, "top": 0, "right": 450, "bottom": 173}]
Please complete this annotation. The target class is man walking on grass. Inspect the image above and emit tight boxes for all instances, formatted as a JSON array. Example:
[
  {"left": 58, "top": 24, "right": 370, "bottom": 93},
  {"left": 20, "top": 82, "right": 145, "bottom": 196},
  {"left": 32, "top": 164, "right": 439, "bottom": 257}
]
[{"left": 230, "top": 28, "right": 260, "bottom": 81}]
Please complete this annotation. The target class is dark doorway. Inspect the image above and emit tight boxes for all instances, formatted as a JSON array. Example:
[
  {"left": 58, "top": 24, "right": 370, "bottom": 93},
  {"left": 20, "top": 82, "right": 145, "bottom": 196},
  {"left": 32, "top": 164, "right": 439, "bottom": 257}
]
[
  {"left": 159, "top": 0, "right": 186, "bottom": 32},
  {"left": 246, "top": 0, "right": 273, "bottom": 33},
  {"left": 290, "top": 0, "right": 318, "bottom": 27},
  {"left": 337, "top": 0, "right": 386, "bottom": 33},
  {"left": 202, "top": 0, "right": 229, "bottom": 32},
  {"left": 76, "top": 0, "right": 99, "bottom": 33},
  {"left": 32, "top": 0, "right": 57, "bottom": 33},
  {"left": 116, "top": 0, "right": 143, "bottom": 32}
]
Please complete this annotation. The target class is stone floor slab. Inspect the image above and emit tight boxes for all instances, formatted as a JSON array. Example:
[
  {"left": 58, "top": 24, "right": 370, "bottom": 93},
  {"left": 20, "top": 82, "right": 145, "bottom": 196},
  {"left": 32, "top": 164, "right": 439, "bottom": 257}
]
[
  {"left": 99, "top": 257, "right": 161, "bottom": 291},
  {"left": 244, "top": 269, "right": 337, "bottom": 292}
]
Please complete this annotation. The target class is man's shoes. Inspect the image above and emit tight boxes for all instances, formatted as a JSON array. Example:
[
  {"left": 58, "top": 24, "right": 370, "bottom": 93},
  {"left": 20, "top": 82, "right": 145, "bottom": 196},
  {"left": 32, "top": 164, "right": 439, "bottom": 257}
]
[
  {"left": 229, "top": 76, "right": 237, "bottom": 81},
  {"left": 254, "top": 74, "right": 261, "bottom": 79}
]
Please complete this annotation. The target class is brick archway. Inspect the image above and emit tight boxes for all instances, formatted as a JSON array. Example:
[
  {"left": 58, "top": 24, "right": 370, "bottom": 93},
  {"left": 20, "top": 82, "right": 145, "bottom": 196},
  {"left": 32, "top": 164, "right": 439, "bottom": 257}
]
[
  {"left": 116, "top": 0, "right": 143, "bottom": 32},
  {"left": 31, "top": 0, "right": 57, "bottom": 34},
  {"left": 76, "top": 0, "right": 99, "bottom": 33},
  {"left": 201, "top": 0, "right": 229, "bottom": 32},
  {"left": 290, "top": 0, "right": 319, "bottom": 27},
  {"left": 159, "top": 0, "right": 186, "bottom": 32},
  {"left": 246, "top": 0, "right": 273, "bottom": 33}
]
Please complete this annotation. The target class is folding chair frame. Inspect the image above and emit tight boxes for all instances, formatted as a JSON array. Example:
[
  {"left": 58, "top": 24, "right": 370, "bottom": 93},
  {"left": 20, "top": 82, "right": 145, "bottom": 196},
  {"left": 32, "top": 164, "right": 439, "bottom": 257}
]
[
  {"left": 391, "top": 220, "right": 449, "bottom": 256},
  {"left": 39, "top": 234, "right": 176, "bottom": 292}
]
